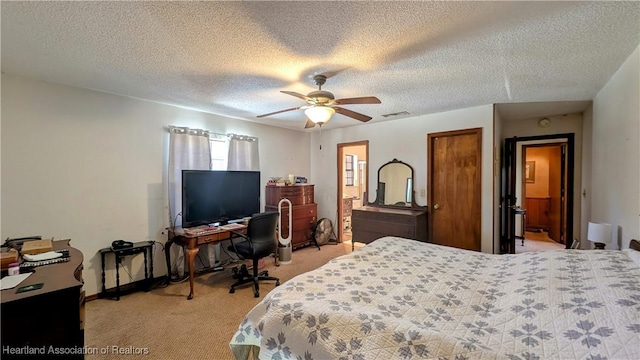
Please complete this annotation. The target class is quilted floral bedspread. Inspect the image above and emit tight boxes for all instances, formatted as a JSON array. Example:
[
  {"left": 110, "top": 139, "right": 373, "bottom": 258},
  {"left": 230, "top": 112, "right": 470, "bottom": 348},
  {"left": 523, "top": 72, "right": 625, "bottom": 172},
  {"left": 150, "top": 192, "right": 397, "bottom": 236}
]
[{"left": 230, "top": 236, "right": 640, "bottom": 359}]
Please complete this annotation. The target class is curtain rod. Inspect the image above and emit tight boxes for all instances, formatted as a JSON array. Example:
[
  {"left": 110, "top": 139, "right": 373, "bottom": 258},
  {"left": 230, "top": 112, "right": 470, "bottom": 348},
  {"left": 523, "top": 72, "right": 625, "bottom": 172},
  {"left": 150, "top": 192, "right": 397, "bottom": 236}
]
[
  {"left": 167, "top": 126, "right": 257, "bottom": 141},
  {"left": 167, "top": 126, "right": 225, "bottom": 138}
]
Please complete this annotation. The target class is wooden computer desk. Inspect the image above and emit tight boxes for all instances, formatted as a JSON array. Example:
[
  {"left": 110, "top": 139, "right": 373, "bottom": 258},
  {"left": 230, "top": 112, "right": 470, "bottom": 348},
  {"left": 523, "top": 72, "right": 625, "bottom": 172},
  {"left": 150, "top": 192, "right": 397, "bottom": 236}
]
[
  {"left": 1, "top": 240, "right": 85, "bottom": 356},
  {"left": 165, "top": 224, "right": 246, "bottom": 300}
]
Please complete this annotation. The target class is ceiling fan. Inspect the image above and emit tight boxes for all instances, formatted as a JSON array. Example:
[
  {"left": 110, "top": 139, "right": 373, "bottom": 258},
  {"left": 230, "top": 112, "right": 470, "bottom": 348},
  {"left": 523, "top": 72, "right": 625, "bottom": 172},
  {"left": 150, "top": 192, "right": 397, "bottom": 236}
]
[{"left": 257, "top": 75, "right": 381, "bottom": 129}]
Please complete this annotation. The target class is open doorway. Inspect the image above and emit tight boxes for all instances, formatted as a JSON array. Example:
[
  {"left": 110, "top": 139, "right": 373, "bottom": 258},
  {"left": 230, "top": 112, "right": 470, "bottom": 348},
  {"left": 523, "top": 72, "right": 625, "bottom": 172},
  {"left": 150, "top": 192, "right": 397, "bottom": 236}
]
[
  {"left": 501, "top": 133, "right": 575, "bottom": 254},
  {"left": 337, "top": 141, "right": 368, "bottom": 243},
  {"left": 518, "top": 143, "right": 568, "bottom": 253}
]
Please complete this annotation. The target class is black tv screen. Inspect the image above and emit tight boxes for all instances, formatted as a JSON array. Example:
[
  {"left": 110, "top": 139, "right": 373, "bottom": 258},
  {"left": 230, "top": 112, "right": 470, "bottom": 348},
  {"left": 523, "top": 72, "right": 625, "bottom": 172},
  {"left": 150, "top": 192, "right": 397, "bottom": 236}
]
[{"left": 181, "top": 170, "right": 260, "bottom": 228}]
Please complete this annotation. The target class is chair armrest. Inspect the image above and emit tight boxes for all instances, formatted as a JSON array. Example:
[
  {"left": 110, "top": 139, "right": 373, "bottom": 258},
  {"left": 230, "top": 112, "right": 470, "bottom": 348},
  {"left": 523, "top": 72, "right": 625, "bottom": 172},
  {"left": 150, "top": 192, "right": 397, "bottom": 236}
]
[
  {"left": 230, "top": 229, "right": 248, "bottom": 241},
  {"left": 228, "top": 230, "right": 253, "bottom": 258}
]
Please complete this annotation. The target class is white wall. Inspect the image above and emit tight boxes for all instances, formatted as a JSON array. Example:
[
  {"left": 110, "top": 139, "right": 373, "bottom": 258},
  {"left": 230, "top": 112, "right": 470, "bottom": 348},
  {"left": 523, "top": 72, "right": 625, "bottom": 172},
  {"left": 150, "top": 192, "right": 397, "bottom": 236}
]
[
  {"left": 0, "top": 74, "right": 311, "bottom": 296},
  {"left": 581, "top": 106, "right": 593, "bottom": 249},
  {"left": 493, "top": 106, "right": 503, "bottom": 254},
  {"left": 310, "top": 105, "right": 495, "bottom": 253},
  {"left": 591, "top": 45, "right": 640, "bottom": 249}
]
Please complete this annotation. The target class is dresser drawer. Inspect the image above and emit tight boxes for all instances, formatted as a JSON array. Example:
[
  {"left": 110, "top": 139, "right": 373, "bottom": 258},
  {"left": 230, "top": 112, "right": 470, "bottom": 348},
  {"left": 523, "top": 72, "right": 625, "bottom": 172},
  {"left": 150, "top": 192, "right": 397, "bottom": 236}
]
[
  {"left": 279, "top": 216, "right": 317, "bottom": 234},
  {"left": 351, "top": 206, "right": 428, "bottom": 243},
  {"left": 276, "top": 186, "right": 314, "bottom": 197},
  {"left": 352, "top": 218, "right": 415, "bottom": 238},
  {"left": 267, "top": 203, "right": 317, "bottom": 219},
  {"left": 266, "top": 185, "right": 315, "bottom": 206},
  {"left": 291, "top": 229, "right": 313, "bottom": 248},
  {"left": 352, "top": 209, "right": 416, "bottom": 225},
  {"left": 292, "top": 203, "right": 317, "bottom": 218}
]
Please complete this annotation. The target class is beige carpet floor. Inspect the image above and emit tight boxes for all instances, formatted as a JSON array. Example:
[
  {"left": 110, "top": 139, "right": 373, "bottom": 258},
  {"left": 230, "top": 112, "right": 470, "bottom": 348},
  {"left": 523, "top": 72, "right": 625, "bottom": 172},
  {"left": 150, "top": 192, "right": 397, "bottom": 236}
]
[
  {"left": 516, "top": 231, "right": 565, "bottom": 253},
  {"left": 86, "top": 236, "right": 565, "bottom": 359},
  {"left": 85, "top": 242, "right": 351, "bottom": 359}
]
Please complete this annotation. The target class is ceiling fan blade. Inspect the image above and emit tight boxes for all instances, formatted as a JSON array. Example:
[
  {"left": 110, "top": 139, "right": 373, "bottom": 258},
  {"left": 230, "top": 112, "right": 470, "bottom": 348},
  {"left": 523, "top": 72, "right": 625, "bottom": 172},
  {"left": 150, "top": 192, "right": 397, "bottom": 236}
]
[
  {"left": 304, "top": 118, "right": 316, "bottom": 129},
  {"left": 334, "top": 106, "right": 372, "bottom": 122},
  {"left": 256, "top": 107, "right": 301, "bottom": 118},
  {"left": 334, "top": 96, "right": 381, "bottom": 105},
  {"left": 281, "top": 91, "right": 311, "bottom": 101}
]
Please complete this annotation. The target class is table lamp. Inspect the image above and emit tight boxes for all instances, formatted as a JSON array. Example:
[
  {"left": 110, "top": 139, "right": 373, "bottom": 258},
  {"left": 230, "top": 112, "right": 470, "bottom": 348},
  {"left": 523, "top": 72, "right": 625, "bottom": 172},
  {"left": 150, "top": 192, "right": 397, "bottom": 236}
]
[{"left": 587, "top": 222, "right": 612, "bottom": 249}]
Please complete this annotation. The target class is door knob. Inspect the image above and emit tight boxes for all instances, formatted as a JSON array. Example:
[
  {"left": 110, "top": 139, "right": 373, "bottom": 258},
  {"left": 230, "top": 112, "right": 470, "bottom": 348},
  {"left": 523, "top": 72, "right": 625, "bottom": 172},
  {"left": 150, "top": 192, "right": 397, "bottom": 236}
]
[{"left": 433, "top": 204, "right": 440, "bottom": 210}]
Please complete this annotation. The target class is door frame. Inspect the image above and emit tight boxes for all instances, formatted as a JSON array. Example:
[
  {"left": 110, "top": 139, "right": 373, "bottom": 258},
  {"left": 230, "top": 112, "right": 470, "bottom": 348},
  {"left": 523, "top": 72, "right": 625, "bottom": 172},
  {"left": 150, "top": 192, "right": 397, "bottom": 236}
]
[
  {"left": 427, "top": 127, "right": 482, "bottom": 250},
  {"left": 500, "top": 133, "right": 575, "bottom": 253},
  {"left": 337, "top": 141, "right": 369, "bottom": 243},
  {"left": 522, "top": 142, "right": 567, "bottom": 244}
]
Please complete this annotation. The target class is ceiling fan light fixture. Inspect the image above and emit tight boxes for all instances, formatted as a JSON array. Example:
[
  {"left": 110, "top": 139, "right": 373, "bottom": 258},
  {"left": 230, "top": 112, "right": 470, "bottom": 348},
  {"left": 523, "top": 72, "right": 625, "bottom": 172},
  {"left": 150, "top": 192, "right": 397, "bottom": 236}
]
[{"left": 305, "top": 106, "right": 335, "bottom": 124}]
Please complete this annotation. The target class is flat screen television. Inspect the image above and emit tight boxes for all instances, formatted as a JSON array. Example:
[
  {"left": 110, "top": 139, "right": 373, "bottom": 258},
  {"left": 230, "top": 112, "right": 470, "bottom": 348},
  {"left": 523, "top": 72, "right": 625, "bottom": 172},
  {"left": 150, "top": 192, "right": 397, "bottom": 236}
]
[{"left": 181, "top": 170, "right": 260, "bottom": 228}]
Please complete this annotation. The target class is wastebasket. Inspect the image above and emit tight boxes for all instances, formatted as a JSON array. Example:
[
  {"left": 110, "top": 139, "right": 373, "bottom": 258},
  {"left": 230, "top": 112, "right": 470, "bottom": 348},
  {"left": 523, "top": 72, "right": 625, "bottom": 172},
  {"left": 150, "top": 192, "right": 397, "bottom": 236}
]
[{"left": 278, "top": 244, "right": 292, "bottom": 265}]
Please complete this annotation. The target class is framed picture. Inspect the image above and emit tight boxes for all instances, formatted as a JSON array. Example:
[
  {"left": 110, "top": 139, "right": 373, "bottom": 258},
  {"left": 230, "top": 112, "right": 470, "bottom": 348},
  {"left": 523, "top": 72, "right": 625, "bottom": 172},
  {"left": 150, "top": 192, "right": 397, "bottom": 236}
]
[{"left": 525, "top": 161, "right": 535, "bottom": 183}]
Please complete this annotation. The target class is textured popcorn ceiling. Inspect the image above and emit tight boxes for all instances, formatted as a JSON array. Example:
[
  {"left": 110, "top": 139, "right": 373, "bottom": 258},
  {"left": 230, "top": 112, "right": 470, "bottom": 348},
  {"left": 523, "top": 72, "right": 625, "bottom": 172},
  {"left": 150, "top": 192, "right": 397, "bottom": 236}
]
[{"left": 2, "top": 1, "right": 639, "bottom": 131}]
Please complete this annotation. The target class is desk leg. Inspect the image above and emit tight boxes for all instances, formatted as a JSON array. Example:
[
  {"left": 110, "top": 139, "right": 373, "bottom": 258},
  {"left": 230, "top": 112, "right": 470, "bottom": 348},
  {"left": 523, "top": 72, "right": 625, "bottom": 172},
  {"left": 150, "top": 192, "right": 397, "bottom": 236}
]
[{"left": 186, "top": 247, "right": 198, "bottom": 300}]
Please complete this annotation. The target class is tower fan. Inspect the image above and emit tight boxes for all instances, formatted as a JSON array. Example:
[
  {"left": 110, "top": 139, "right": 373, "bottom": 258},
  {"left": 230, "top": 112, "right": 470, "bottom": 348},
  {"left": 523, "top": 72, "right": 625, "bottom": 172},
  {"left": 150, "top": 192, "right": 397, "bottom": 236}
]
[{"left": 276, "top": 198, "right": 293, "bottom": 265}]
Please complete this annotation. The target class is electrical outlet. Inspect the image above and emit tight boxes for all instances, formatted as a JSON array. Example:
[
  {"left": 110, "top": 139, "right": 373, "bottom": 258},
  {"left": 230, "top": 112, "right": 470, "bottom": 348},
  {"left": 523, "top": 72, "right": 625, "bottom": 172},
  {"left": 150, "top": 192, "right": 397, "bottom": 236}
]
[{"left": 420, "top": 188, "right": 426, "bottom": 197}]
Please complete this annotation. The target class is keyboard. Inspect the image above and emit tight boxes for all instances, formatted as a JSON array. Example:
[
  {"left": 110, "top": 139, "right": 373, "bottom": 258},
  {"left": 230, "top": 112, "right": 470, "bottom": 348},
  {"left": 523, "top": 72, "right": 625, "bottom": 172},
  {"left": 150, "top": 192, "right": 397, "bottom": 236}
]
[{"left": 20, "top": 256, "right": 70, "bottom": 268}]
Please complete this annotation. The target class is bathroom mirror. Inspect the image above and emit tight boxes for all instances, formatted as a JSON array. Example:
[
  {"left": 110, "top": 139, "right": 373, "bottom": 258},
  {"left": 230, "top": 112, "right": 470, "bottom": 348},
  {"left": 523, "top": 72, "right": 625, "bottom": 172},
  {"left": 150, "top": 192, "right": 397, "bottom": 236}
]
[{"left": 370, "top": 159, "right": 416, "bottom": 208}]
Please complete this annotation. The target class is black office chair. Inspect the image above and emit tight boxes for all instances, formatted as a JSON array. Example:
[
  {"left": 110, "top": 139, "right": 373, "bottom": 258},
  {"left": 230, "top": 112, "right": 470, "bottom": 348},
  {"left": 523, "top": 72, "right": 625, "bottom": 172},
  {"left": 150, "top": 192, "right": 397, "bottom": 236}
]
[{"left": 228, "top": 211, "right": 280, "bottom": 297}]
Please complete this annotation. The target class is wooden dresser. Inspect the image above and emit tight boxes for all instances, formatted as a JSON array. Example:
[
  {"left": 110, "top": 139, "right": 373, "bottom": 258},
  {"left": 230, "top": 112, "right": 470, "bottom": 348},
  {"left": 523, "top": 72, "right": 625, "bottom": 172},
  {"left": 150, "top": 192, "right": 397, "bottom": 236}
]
[
  {"left": 1, "top": 240, "right": 84, "bottom": 357},
  {"left": 352, "top": 205, "right": 428, "bottom": 246},
  {"left": 266, "top": 184, "right": 317, "bottom": 249}
]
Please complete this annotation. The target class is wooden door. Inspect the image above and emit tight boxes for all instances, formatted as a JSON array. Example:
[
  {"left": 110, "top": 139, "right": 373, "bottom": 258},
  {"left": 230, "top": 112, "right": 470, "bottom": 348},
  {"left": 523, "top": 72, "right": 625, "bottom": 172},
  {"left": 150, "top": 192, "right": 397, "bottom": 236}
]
[
  {"left": 561, "top": 143, "right": 568, "bottom": 246},
  {"left": 428, "top": 128, "right": 482, "bottom": 251},
  {"left": 501, "top": 137, "right": 517, "bottom": 254},
  {"left": 547, "top": 145, "right": 562, "bottom": 242}
]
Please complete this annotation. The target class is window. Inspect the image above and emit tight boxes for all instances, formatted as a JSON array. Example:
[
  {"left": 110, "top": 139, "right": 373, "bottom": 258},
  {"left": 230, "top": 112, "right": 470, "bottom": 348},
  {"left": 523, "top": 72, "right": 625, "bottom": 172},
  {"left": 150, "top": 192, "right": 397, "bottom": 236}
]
[
  {"left": 210, "top": 136, "right": 228, "bottom": 170},
  {"left": 345, "top": 155, "right": 354, "bottom": 186}
]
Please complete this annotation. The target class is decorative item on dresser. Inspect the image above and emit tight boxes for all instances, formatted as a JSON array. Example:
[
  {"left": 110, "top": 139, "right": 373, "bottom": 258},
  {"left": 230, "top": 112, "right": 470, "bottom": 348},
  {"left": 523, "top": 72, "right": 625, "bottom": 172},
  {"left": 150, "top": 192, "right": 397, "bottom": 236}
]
[
  {"left": 351, "top": 159, "right": 427, "bottom": 250},
  {"left": 265, "top": 184, "right": 318, "bottom": 249},
  {"left": 1, "top": 239, "right": 84, "bottom": 357}
]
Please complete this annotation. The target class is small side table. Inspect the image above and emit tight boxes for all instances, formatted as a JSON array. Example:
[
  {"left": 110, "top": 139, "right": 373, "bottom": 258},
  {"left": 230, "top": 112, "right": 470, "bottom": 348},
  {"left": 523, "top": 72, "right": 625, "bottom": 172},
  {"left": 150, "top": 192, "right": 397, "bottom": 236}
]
[
  {"left": 99, "top": 241, "right": 154, "bottom": 300},
  {"left": 515, "top": 208, "right": 527, "bottom": 246}
]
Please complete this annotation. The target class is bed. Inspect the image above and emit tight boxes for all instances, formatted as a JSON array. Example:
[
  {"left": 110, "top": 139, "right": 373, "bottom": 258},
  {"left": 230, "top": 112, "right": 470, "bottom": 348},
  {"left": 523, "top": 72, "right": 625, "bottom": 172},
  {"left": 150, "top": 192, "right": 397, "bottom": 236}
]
[{"left": 230, "top": 237, "right": 640, "bottom": 359}]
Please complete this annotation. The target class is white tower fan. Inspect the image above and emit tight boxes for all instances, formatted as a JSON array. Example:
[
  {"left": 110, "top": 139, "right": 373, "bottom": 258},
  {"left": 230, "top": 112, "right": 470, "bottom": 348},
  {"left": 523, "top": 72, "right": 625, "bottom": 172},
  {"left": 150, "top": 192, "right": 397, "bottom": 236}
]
[{"left": 276, "top": 198, "right": 293, "bottom": 265}]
